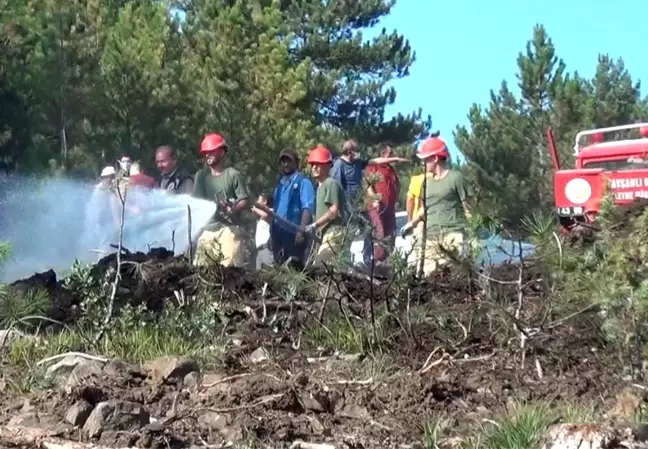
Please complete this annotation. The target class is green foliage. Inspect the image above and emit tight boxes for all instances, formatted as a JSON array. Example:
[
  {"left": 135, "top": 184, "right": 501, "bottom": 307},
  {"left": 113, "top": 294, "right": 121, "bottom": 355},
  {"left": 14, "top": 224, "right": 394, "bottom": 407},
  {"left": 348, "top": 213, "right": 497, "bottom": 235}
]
[
  {"left": 456, "top": 24, "right": 648, "bottom": 228},
  {"left": 9, "top": 298, "right": 226, "bottom": 368},
  {"left": 520, "top": 211, "right": 557, "bottom": 246},
  {"left": 0, "top": 287, "right": 51, "bottom": 329},
  {"left": 304, "top": 311, "right": 390, "bottom": 355},
  {"left": 581, "top": 209, "right": 648, "bottom": 349},
  {"left": 481, "top": 404, "right": 552, "bottom": 449},
  {"left": 0, "top": 241, "right": 11, "bottom": 266},
  {"left": 0, "top": 0, "right": 430, "bottom": 191}
]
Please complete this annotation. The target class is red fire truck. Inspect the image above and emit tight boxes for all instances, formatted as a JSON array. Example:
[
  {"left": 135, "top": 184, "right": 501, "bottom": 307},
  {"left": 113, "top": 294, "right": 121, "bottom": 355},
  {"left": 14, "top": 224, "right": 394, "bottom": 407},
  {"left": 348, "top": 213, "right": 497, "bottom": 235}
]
[{"left": 547, "top": 122, "right": 648, "bottom": 231}]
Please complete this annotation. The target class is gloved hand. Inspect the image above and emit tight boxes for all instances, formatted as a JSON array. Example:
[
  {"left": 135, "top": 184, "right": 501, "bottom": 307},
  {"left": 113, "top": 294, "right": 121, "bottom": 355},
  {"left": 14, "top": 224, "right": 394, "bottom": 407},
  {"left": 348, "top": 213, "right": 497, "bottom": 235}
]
[
  {"left": 400, "top": 221, "right": 415, "bottom": 237},
  {"left": 304, "top": 223, "right": 317, "bottom": 235}
]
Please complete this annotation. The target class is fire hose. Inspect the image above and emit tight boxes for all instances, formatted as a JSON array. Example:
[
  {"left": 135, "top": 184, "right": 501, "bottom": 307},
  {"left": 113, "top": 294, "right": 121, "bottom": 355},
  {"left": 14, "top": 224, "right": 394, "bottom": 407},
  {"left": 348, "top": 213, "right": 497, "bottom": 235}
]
[{"left": 251, "top": 201, "right": 382, "bottom": 283}]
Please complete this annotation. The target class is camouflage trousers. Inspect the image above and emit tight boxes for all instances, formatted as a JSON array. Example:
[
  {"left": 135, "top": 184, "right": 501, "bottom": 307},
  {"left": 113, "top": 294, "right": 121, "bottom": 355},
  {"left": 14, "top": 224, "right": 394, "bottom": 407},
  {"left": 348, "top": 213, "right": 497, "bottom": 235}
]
[
  {"left": 409, "top": 223, "right": 466, "bottom": 276},
  {"left": 193, "top": 225, "right": 250, "bottom": 268},
  {"left": 312, "top": 228, "right": 346, "bottom": 267}
]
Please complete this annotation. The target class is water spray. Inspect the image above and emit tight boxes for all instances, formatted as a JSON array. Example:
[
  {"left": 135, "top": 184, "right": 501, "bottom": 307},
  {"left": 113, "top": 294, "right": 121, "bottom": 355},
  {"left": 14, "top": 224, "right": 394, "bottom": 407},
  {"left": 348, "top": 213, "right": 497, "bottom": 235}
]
[{"left": 0, "top": 176, "right": 216, "bottom": 283}]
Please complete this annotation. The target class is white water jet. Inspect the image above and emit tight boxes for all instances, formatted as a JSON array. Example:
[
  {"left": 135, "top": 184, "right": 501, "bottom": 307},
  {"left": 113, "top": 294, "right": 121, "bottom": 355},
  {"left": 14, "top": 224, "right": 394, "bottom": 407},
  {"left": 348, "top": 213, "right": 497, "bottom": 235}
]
[{"left": 0, "top": 176, "right": 216, "bottom": 282}]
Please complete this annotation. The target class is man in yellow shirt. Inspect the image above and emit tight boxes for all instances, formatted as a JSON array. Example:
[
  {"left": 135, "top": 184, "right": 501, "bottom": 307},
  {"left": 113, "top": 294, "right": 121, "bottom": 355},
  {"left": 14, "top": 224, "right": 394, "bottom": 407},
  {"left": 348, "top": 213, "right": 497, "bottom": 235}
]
[{"left": 406, "top": 173, "right": 424, "bottom": 221}]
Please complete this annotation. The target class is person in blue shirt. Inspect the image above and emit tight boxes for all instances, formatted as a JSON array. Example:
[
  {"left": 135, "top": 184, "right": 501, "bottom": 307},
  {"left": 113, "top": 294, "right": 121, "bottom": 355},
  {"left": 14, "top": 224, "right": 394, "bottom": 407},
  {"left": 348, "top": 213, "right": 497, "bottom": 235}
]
[{"left": 271, "top": 148, "right": 316, "bottom": 265}]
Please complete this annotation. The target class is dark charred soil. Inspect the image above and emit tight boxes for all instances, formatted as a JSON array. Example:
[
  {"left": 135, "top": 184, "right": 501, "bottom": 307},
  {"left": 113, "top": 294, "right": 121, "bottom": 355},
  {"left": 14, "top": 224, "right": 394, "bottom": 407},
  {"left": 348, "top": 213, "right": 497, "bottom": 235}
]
[{"left": 0, "top": 250, "right": 635, "bottom": 448}]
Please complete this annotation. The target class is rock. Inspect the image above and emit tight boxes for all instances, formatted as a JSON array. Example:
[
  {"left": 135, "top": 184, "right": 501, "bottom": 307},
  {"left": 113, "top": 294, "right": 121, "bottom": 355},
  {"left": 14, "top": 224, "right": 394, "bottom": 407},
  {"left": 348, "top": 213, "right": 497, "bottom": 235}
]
[
  {"left": 103, "top": 359, "right": 131, "bottom": 377},
  {"left": 65, "top": 401, "right": 94, "bottom": 426},
  {"left": 220, "top": 425, "right": 244, "bottom": 442},
  {"left": 65, "top": 360, "right": 104, "bottom": 387},
  {"left": 197, "top": 412, "right": 229, "bottom": 431},
  {"left": 143, "top": 357, "right": 199, "bottom": 383},
  {"left": 338, "top": 353, "right": 362, "bottom": 362},
  {"left": 202, "top": 373, "right": 224, "bottom": 385},
  {"left": 184, "top": 371, "right": 201, "bottom": 390},
  {"left": 249, "top": 347, "right": 270, "bottom": 364},
  {"left": 8, "top": 411, "right": 59, "bottom": 429},
  {"left": 83, "top": 400, "right": 150, "bottom": 438},
  {"left": 609, "top": 387, "right": 643, "bottom": 421},
  {"left": 438, "top": 437, "right": 465, "bottom": 448},
  {"left": 309, "top": 416, "right": 325, "bottom": 435},
  {"left": 338, "top": 404, "right": 370, "bottom": 420},
  {"left": 634, "top": 423, "right": 648, "bottom": 441},
  {"left": 300, "top": 393, "right": 325, "bottom": 412},
  {"left": 19, "top": 399, "right": 36, "bottom": 413},
  {"left": 0, "top": 329, "right": 27, "bottom": 347},
  {"left": 46, "top": 355, "right": 106, "bottom": 378},
  {"left": 540, "top": 423, "right": 620, "bottom": 449},
  {"left": 200, "top": 374, "right": 230, "bottom": 395}
]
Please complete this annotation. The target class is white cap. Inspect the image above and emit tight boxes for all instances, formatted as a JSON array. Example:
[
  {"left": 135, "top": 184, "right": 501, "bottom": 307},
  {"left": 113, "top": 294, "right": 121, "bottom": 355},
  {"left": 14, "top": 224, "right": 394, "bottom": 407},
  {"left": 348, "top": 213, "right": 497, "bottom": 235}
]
[{"left": 100, "top": 166, "right": 116, "bottom": 177}]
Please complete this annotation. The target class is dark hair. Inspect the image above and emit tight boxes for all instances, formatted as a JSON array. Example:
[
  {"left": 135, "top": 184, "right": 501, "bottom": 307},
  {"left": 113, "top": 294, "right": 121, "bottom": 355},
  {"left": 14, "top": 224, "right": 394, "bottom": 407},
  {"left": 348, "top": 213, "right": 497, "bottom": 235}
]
[
  {"left": 259, "top": 191, "right": 274, "bottom": 208},
  {"left": 342, "top": 138, "right": 359, "bottom": 155},
  {"left": 155, "top": 145, "right": 176, "bottom": 158},
  {"left": 0, "top": 162, "right": 9, "bottom": 175}
]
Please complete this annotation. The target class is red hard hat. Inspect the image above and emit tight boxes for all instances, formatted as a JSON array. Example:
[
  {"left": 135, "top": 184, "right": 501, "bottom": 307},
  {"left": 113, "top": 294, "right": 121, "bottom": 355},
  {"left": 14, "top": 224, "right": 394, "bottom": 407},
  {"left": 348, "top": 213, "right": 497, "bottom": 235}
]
[
  {"left": 200, "top": 133, "right": 228, "bottom": 154},
  {"left": 417, "top": 137, "right": 449, "bottom": 160},
  {"left": 307, "top": 145, "right": 333, "bottom": 164}
]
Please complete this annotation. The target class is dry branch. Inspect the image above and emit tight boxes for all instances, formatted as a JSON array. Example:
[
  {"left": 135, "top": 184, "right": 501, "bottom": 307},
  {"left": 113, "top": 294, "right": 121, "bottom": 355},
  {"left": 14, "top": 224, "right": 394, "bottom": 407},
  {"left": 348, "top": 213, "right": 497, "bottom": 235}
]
[
  {"left": 36, "top": 352, "right": 109, "bottom": 367},
  {"left": 93, "top": 180, "right": 128, "bottom": 346},
  {"left": 290, "top": 442, "right": 336, "bottom": 449}
]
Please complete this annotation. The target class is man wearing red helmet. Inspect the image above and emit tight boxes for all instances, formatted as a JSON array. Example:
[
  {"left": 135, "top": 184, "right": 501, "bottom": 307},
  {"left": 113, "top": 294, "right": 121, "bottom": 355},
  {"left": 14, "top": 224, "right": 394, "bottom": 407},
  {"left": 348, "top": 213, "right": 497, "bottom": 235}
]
[
  {"left": 193, "top": 133, "right": 251, "bottom": 268},
  {"left": 401, "top": 136, "right": 471, "bottom": 276},
  {"left": 304, "top": 145, "right": 348, "bottom": 265}
]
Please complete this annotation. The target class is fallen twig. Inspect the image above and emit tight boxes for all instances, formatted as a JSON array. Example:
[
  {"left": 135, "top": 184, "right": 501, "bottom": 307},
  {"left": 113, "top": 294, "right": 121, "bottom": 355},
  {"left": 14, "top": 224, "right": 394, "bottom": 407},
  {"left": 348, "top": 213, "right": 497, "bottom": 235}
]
[
  {"left": 36, "top": 352, "right": 109, "bottom": 367},
  {"left": 545, "top": 304, "right": 597, "bottom": 330},
  {"left": 419, "top": 347, "right": 451, "bottom": 374},
  {"left": 198, "top": 393, "right": 283, "bottom": 413},
  {"left": 202, "top": 372, "right": 280, "bottom": 388},
  {"left": 290, "top": 442, "right": 335, "bottom": 449},
  {"left": 318, "top": 279, "right": 332, "bottom": 322},
  {"left": 261, "top": 282, "right": 268, "bottom": 323},
  {"left": 187, "top": 205, "right": 193, "bottom": 261},
  {"left": 333, "top": 377, "right": 373, "bottom": 385},
  {"left": 535, "top": 356, "right": 544, "bottom": 379},
  {"left": 454, "top": 352, "right": 496, "bottom": 363}
]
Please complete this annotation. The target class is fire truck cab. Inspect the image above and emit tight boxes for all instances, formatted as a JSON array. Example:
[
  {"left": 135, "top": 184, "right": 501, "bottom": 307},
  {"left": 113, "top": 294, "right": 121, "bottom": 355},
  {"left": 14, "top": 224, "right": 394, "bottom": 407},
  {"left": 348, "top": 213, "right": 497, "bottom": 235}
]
[{"left": 548, "top": 123, "right": 648, "bottom": 230}]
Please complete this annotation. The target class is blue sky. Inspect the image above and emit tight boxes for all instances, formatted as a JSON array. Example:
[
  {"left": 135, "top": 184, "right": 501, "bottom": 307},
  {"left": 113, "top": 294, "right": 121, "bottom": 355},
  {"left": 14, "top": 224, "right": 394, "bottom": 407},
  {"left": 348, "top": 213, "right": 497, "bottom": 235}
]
[{"left": 374, "top": 0, "right": 647, "bottom": 158}]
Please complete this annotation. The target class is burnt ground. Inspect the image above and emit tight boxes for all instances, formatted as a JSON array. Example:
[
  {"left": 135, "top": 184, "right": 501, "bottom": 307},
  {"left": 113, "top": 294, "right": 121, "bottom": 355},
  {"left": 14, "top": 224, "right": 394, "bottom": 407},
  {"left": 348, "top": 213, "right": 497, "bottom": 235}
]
[
  {"left": 563, "top": 197, "right": 648, "bottom": 247},
  {"left": 0, "top": 249, "right": 639, "bottom": 448}
]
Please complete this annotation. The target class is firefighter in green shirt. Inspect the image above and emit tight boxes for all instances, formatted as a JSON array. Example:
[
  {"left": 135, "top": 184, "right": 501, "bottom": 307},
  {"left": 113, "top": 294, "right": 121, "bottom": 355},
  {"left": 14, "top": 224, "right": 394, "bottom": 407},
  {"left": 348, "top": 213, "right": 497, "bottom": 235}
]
[
  {"left": 400, "top": 136, "right": 472, "bottom": 276},
  {"left": 303, "top": 145, "right": 347, "bottom": 266},
  {"left": 193, "top": 133, "right": 251, "bottom": 268}
]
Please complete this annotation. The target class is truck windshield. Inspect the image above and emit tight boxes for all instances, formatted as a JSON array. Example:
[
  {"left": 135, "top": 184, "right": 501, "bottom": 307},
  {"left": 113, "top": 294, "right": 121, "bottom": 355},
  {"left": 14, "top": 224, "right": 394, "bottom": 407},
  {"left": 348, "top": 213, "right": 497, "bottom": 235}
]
[{"left": 584, "top": 158, "right": 648, "bottom": 171}]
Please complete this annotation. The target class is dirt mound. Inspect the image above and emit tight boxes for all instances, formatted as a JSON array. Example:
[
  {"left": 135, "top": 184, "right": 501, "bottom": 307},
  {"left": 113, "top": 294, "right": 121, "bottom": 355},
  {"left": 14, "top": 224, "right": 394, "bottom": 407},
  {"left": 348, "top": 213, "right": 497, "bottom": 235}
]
[
  {"left": 0, "top": 310, "right": 626, "bottom": 449},
  {"left": 6, "top": 248, "right": 549, "bottom": 327},
  {"left": 0, "top": 251, "right": 632, "bottom": 447}
]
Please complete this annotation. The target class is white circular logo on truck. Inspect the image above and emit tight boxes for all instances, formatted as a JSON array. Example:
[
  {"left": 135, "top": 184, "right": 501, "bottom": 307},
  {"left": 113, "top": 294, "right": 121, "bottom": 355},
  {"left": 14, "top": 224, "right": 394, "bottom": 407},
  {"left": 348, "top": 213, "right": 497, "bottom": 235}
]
[{"left": 564, "top": 178, "right": 592, "bottom": 205}]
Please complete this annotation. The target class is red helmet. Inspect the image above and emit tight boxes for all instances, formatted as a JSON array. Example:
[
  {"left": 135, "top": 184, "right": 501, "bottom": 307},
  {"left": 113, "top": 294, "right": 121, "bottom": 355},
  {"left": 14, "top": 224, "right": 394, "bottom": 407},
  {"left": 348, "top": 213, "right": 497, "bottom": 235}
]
[
  {"left": 417, "top": 137, "right": 449, "bottom": 160},
  {"left": 200, "top": 133, "right": 228, "bottom": 154},
  {"left": 307, "top": 145, "right": 333, "bottom": 164}
]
